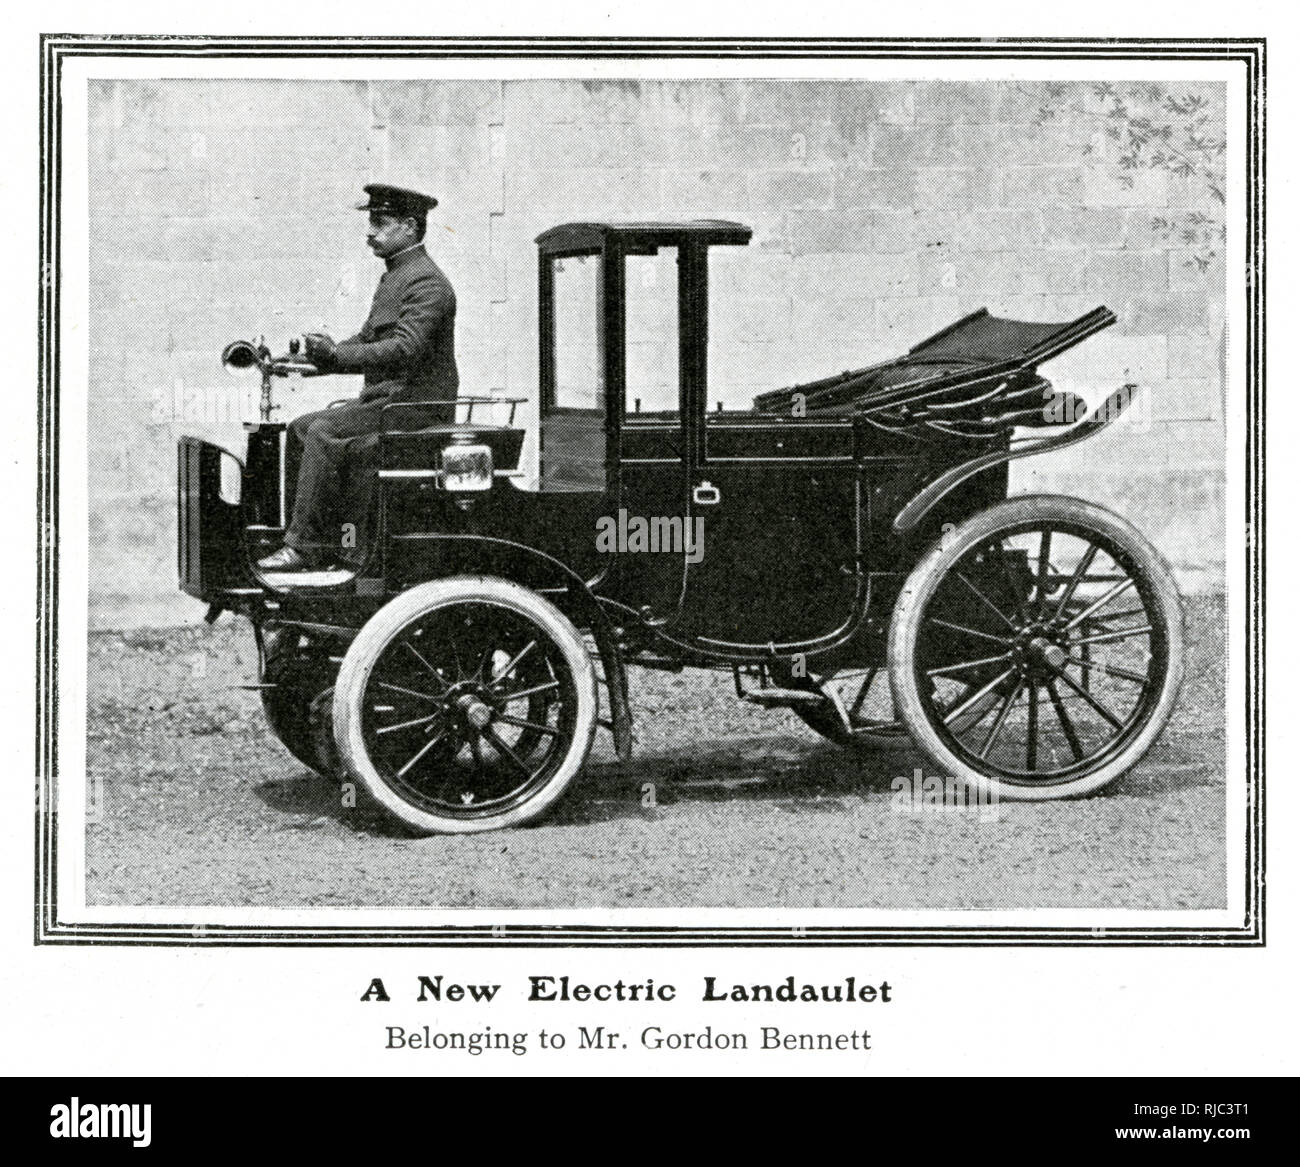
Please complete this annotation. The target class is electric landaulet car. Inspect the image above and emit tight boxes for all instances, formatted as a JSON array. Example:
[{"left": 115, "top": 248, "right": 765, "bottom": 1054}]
[{"left": 179, "top": 219, "right": 1183, "bottom": 833}]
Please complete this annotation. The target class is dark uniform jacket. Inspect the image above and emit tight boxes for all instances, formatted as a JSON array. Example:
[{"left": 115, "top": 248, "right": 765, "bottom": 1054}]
[{"left": 333, "top": 244, "right": 458, "bottom": 404}]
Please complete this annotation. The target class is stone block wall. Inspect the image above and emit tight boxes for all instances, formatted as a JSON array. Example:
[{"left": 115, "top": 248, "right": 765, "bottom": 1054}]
[{"left": 85, "top": 77, "right": 1228, "bottom": 627}]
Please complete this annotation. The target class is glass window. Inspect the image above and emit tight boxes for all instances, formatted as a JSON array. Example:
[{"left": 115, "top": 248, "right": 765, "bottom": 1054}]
[
  {"left": 552, "top": 254, "right": 602, "bottom": 410},
  {"left": 624, "top": 248, "right": 679, "bottom": 418},
  {"left": 541, "top": 253, "right": 606, "bottom": 492},
  {"left": 706, "top": 246, "right": 775, "bottom": 415}
]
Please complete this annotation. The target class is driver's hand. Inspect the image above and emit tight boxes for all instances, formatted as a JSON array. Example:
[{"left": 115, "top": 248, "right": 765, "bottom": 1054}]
[{"left": 303, "top": 332, "right": 337, "bottom": 370}]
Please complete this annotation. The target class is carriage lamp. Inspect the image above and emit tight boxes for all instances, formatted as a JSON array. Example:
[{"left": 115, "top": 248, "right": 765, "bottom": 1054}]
[{"left": 441, "top": 437, "right": 494, "bottom": 497}]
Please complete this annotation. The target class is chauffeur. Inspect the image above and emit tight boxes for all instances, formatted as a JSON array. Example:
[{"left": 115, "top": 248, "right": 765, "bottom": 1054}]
[{"left": 257, "top": 183, "right": 459, "bottom": 571}]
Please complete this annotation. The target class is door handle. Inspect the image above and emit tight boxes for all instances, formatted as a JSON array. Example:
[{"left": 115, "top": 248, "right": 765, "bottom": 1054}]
[{"left": 693, "top": 480, "right": 721, "bottom": 506}]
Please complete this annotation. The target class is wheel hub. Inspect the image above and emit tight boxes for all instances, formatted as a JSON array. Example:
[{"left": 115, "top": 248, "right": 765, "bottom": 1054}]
[
  {"left": 1008, "top": 622, "right": 1069, "bottom": 672},
  {"left": 456, "top": 693, "right": 494, "bottom": 731},
  {"left": 1027, "top": 636, "right": 1068, "bottom": 672}
]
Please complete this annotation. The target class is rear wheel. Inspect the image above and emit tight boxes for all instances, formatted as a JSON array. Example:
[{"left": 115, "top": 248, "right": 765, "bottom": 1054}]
[
  {"left": 333, "top": 577, "right": 598, "bottom": 834},
  {"left": 888, "top": 496, "right": 1184, "bottom": 800}
]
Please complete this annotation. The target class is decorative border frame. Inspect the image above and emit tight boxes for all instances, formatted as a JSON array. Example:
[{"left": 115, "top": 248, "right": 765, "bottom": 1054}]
[{"left": 35, "top": 35, "right": 1265, "bottom": 946}]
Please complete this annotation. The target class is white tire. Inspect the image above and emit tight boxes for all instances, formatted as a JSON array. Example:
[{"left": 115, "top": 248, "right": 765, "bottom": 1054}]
[
  {"left": 334, "top": 577, "right": 597, "bottom": 833},
  {"left": 888, "top": 496, "right": 1184, "bottom": 800}
]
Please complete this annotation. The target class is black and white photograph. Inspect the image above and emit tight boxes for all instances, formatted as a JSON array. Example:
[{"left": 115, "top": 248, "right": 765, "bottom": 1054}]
[
  {"left": 47, "top": 43, "right": 1253, "bottom": 933},
  {"left": 6, "top": 10, "right": 1286, "bottom": 1091}
]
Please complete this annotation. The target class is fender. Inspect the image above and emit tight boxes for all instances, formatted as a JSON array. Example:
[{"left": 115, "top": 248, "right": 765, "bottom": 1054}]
[{"left": 893, "top": 385, "right": 1137, "bottom": 534}]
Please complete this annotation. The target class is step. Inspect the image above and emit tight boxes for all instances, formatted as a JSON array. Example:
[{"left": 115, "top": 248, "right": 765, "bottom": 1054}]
[{"left": 741, "top": 687, "right": 826, "bottom": 707}]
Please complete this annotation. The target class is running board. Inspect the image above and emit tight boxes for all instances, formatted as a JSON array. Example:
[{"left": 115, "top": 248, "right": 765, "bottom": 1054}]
[{"left": 742, "top": 688, "right": 827, "bottom": 707}]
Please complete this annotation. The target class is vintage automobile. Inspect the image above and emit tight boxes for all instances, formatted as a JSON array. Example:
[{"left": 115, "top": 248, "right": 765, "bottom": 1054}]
[{"left": 178, "top": 219, "right": 1184, "bottom": 833}]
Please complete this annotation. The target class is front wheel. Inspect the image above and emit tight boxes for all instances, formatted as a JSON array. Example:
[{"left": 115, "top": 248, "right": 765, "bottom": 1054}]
[
  {"left": 888, "top": 496, "right": 1184, "bottom": 801},
  {"left": 333, "top": 577, "right": 598, "bottom": 834}
]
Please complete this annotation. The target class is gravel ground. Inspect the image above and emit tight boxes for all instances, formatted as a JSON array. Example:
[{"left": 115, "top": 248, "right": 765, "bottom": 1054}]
[{"left": 84, "top": 595, "right": 1226, "bottom": 909}]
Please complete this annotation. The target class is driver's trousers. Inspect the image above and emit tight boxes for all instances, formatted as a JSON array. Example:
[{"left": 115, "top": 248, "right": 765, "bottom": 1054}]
[
  {"left": 282, "top": 396, "right": 453, "bottom": 563},
  {"left": 282, "top": 399, "right": 385, "bottom": 563}
]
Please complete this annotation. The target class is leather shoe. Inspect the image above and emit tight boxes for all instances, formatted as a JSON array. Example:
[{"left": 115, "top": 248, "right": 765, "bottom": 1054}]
[{"left": 256, "top": 546, "right": 325, "bottom": 572}]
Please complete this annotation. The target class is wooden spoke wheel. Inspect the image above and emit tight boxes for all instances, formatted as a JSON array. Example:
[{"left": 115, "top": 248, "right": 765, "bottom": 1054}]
[
  {"left": 888, "top": 496, "right": 1184, "bottom": 800},
  {"left": 333, "top": 577, "right": 598, "bottom": 834}
]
